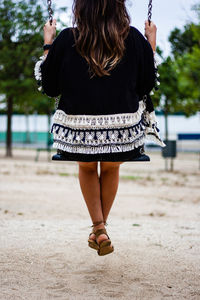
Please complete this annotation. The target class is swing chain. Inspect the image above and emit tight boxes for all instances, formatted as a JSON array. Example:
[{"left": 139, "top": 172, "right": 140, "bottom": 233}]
[
  {"left": 148, "top": 0, "right": 153, "bottom": 25},
  {"left": 47, "top": 0, "right": 53, "bottom": 25},
  {"left": 46, "top": 0, "right": 59, "bottom": 109}
]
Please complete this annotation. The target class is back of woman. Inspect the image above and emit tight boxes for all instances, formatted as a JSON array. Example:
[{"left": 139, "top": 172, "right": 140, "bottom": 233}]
[
  {"left": 34, "top": 0, "right": 166, "bottom": 257},
  {"left": 35, "top": 0, "right": 165, "bottom": 160}
]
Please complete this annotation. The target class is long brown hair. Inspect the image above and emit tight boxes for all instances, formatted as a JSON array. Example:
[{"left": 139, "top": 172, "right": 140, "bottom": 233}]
[{"left": 71, "top": 0, "right": 131, "bottom": 78}]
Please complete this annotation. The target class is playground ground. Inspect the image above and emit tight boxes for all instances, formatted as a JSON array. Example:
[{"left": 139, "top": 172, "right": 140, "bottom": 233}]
[{"left": 0, "top": 148, "right": 200, "bottom": 300}]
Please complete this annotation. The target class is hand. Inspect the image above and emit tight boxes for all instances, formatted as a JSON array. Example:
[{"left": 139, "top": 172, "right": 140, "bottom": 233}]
[
  {"left": 144, "top": 20, "right": 157, "bottom": 51},
  {"left": 144, "top": 20, "right": 157, "bottom": 40},
  {"left": 43, "top": 19, "right": 57, "bottom": 44}
]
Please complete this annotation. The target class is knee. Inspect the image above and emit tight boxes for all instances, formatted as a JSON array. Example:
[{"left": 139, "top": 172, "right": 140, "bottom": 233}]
[
  {"left": 78, "top": 161, "right": 98, "bottom": 172},
  {"left": 100, "top": 162, "right": 123, "bottom": 173}
]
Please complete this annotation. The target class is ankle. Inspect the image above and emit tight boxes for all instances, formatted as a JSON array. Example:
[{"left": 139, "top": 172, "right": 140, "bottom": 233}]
[
  {"left": 91, "top": 220, "right": 108, "bottom": 232},
  {"left": 93, "top": 223, "right": 105, "bottom": 231}
]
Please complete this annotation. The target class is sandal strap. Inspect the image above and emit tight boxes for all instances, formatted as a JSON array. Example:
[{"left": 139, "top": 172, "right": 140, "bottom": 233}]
[
  {"left": 91, "top": 220, "right": 104, "bottom": 227},
  {"left": 94, "top": 228, "right": 109, "bottom": 239},
  {"left": 91, "top": 220, "right": 108, "bottom": 227}
]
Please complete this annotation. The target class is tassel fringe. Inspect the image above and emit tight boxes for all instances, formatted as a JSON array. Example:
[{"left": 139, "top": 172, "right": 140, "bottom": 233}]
[{"left": 50, "top": 99, "right": 166, "bottom": 154}]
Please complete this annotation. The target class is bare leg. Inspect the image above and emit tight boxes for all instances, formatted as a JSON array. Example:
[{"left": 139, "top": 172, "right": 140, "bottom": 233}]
[
  {"left": 77, "top": 161, "right": 108, "bottom": 244},
  {"left": 78, "top": 161, "right": 103, "bottom": 222},
  {"left": 100, "top": 162, "right": 123, "bottom": 223}
]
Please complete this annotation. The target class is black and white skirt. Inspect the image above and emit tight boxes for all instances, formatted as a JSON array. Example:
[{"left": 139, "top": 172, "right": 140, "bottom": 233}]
[
  {"left": 50, "top": 98, "right": 166, "bottom": 161},
  {"left": 34, "top": 52, "right": 165, "bottom": 162}
]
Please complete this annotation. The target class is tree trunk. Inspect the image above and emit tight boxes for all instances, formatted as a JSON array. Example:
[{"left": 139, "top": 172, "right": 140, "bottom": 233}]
[
  {"left": 47, "top": 112, "right": 52, "bottom": 161},
  {"left": 164, "top": 97, "right": 169, "bottom": 141},
  {"left": 47, "top": 113, "right": 51, "bottom": 148},
  {"left": 6, "top": 96, "right": 13, "bottom": 157},
  {"left": 25, "top": 112, "right": 30, "bottom": 143},
  {"left": 164, "top": 111, "right": 168, "bottom": 141},
  {"left": 164, "top": 97, "right": 169, "bottom": 171}
]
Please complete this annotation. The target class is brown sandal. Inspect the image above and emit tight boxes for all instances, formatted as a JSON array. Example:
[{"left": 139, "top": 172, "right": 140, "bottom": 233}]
[
  {"left": 88, "top": 220, "right": 108, "bottom": 250},
  {"left": 95, "top": 228, "right": 114, "bottom": 256}
]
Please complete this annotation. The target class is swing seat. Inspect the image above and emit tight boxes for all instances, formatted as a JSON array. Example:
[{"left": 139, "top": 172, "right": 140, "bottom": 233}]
[{"left": 52, "top": 152, "right": 150, "bottom": 162}]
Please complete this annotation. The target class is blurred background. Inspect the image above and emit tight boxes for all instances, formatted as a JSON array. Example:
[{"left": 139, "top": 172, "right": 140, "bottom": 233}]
[
  {"left": 0, "top": 1, "right": 200, "bottom": 299},
  {"left": 0, "top": 0, "right": 199, "bottom": 168}
]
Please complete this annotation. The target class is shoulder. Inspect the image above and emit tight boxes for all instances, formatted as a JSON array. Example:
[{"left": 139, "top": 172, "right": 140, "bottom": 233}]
[
  {"left": 129, "top": 26, "right": 147, "bottom": 43},
  {"left": 55, "top": 27, "right": 73, "bottom": 40},
  {"left": 49, "top": 27, "right": 75, "bottom": 53},
  {"left": 129, "top": 26, "right": 152, "bottom": 53},
  {"left": 58, "top": 27, "right": 73, "bottom": 35},
  {"left": 53, "top": 27, "right": 74, "bottom": 46}
]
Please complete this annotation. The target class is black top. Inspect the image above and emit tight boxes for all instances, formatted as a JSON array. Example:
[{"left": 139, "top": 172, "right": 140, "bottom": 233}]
[
  {"left": 38, "top": 26, "right": 165, "bottom": 161},
  {"left": 41, "top": 26, "right": 156, "bottom": 115}
]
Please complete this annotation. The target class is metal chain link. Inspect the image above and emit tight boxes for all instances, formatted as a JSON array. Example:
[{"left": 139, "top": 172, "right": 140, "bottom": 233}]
[
  {"left": 46, "top": 0, "right": 59, "bottom": 109},
  {"left": 47, "top": 0, "right": 53, "bottom": 25},
  {"left": 148, "top": 0, "right": 153, "bottom": 25}
]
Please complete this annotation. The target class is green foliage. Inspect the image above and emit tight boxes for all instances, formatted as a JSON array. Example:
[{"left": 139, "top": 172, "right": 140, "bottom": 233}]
[
  {"left": 168, "top": 24, "right": 199, "bottom": 58},
  {"left": 152, "top": 4, "right": 200, "bottom": 117},
  {"left": 155, "top": 56, "right": 179, "bottom": 113},
  {"left": 0, "top": 0, "right": 66, "bottom": 114},
  {"left": 174, "top": 46, "right": 200, "bottom": 116},
  {"left": 0, "top": 0, "right": 199, "bottom": 119}
]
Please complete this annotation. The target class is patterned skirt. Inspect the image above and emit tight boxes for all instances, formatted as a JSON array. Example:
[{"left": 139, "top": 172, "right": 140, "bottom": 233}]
[
  {"left": 56, "top": 145, "right": 145, "bottom": 162},
  {"left": 50, "top": 98, "right": 166, "bottom": 162},
  {"left": 34, "top": 50, "right": 166, "bottom": 162}
]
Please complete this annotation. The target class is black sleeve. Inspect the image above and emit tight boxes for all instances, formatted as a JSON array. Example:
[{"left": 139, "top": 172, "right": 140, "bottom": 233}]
[
  {"left": 132, "top": 27, "right": 156, "bottom": 98},
  {"left": 40, "top": 28, "right": 69, "bottom": 97}
]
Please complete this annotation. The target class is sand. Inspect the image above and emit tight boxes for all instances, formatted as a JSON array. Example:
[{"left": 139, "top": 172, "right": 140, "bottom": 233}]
[{"left": 0, "top": 148, "right": 200, "bottom": 300}]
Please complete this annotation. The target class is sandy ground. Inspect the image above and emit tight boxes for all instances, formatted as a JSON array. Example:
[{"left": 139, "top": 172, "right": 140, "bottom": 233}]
[{"left": 0, "top": 148, "right": 200, "bottom": 300}]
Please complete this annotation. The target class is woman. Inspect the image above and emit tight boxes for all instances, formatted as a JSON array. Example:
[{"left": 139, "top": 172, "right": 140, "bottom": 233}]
[{"left": 34, "top": 0, "right": 165, "bottom": 256}]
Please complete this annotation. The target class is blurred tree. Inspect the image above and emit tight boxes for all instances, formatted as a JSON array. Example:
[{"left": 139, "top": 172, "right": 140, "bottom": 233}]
[
  {"left": 168, "top": 24, "right": 199, "bottom": 57},
  {"left": 152, "top": 4, "right": 200, "bottom": 140},
  {"left": 0, "top": 0, "right": 67, "bottom": 156},
  {"left": 164, "top": 3, "right": 200, "bottom": 116},
  {"left": 152, "top": 52, "right": 179, "bottom": 140},
  {"left": 169, "top": 3, "right": 200, "bottom": 57}
]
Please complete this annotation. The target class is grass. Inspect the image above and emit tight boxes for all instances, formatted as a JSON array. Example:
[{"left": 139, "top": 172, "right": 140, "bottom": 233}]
[
  {"left": 59, "top": 172, "right": 70, "bottom": 177},
  {"left": 36, "top": 170, "right": 54, "bottom": 175},
  {"left": 161, "top": 177, "right": 169, "bottom": 182},
  {"left": 120, "top": 175, "right": 155, "bottom": 181},
  {"left": 145, "top": 175, "right": 154, "bottom": 181},
  {"left": 120, "top": 175, "right": 143, "bottom": 181},
  {"left": 59, "top": 172, "right": 78, "bottom": 177}
]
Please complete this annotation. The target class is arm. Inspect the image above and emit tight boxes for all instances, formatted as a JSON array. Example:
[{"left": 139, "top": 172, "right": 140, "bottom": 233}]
[
  {"left": 43, "top": 19, "right": 57, "bottom": 56},
  {"left": 35, "top": 20, "right": 67, "bottom": 97},
  {"left": 137, "top": 23, "right": 165, "bottom": 147},
  {"left": 131, "top": 24, "right": 159, "bottom": 99},
  {"left": 34, "top": 19, "right": 57, "bottom": 95},
  {"left": 144, "top": 20, "right": 160, "bottom": 94},
  {"left": 144, "top": 20, "right": 157, "bottom": 52}
]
